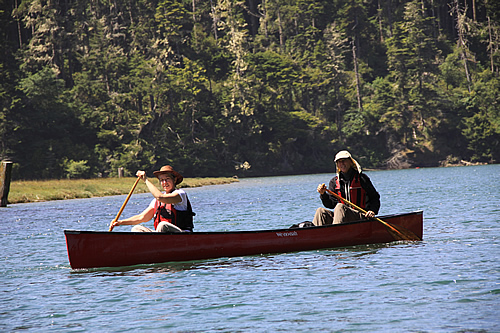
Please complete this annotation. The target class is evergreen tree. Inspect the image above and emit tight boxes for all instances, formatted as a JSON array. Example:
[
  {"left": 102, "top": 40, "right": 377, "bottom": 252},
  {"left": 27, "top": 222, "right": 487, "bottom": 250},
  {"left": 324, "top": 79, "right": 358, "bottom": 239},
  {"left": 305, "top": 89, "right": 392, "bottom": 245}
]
[{"left": 1, "top": 0, "right": 499, "bottom": 179}]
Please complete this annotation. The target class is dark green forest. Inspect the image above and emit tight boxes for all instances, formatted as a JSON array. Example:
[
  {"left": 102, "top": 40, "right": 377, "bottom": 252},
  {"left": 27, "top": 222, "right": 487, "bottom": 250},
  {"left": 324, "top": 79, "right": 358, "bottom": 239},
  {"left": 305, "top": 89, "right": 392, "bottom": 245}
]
[{"left": 1, "top": 0, "right": 499, "bottom": 179}]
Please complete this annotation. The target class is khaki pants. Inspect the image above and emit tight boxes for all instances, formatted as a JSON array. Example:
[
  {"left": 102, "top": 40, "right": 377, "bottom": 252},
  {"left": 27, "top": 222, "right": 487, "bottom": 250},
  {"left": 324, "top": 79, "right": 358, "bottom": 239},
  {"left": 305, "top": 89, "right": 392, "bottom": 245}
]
[
  {"left": 312, "top": 203, "right": 365, "bottom": 226},
  {"left": 131, "top": 221, "right": 183, "bottom": 233}
]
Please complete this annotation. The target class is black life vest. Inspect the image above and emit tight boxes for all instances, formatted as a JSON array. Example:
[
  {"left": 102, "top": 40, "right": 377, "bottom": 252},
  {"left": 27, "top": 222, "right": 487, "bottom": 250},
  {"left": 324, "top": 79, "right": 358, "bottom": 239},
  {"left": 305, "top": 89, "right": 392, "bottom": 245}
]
[
  {"left": 153, "top": 197, "right": 195, "bottom": 231},
  {"left": 335, "top": 174, "right": 367, "bottom": 209}
]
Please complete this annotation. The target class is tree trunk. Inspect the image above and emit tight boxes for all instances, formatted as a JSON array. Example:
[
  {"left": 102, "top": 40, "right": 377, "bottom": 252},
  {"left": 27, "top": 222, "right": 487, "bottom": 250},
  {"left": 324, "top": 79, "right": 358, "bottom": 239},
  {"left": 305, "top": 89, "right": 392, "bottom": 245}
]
[
  {"left": 455, "top": 0, "right": 472, "bottom": 92},
  {"left": 472, "top": 0, "right": 476, "bottom": 22},
  {"left": 278, "top": 10, "right": 284, "bottom": 49},
  {"left": 262, "top": 0, "right": 268, "bottom": 37},
  {"left": 352, "top": 40, "right": 363, "bottom": 112},
  {"left": 488, "top": 16, "right": 494, "bottom": 73},
  {"left": 210, "top": 0, "right": 218, "bottom": 40},
  {"left": 15, "top": 0, "right": 22, "bottom": 48},
  {"left": 192, "top": 0, "right": 196, "bottom": 21},
  {"left": 387, "top": 0, "right": 393, "bottom": 37},
  {"left": 378, "top": 0, "right": 384, "bottom": 43}
]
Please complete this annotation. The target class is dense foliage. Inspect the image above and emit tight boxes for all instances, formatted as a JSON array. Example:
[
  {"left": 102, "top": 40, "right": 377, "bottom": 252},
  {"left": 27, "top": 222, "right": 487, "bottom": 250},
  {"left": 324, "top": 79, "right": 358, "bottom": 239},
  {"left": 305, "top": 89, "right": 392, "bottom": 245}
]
[{"left": 1, "top": 0, "right": 499, "bottom": 179}]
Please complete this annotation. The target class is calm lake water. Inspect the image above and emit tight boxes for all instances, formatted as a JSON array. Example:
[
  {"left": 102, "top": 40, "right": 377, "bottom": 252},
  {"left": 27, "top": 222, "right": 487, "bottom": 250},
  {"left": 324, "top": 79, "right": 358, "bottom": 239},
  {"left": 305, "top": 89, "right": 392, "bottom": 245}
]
[{"left": 1, "top": 165, "right": 499, "bottom": 332}]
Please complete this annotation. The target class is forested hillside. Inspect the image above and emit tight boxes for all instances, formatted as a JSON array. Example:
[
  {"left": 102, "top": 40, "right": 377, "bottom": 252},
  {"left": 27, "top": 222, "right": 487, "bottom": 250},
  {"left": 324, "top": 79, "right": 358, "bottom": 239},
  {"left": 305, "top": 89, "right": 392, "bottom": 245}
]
[{"left": 1, "top": 0, "right": 499, "bottom": 179}]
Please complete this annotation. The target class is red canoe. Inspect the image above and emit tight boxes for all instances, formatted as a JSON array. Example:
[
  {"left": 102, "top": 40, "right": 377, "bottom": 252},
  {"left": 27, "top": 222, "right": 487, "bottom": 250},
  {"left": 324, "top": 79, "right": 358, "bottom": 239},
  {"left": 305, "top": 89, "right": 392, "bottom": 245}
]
[{"left": 64, "top": 211, "right": 423, "bottom": 269}]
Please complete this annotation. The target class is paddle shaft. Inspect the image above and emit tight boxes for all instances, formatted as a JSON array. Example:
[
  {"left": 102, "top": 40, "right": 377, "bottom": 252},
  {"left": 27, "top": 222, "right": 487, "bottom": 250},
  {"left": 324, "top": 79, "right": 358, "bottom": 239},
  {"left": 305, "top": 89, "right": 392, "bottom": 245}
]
[
  {"left": 324, "top": 188, "right": 405, "bottom": 236},
  {"left": 108, "top": 176, "right": 141, "bottom": 232}
]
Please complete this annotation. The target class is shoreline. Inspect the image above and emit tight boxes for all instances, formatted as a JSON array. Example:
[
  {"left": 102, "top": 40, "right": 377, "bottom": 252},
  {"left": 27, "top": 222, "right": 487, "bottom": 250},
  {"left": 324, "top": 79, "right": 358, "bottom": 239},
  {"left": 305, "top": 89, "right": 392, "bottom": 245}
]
[
  {"left": 6, "top": 177, "right": 239, "bottom": 204},
  {"left": 4, "top": 161, "right": 492, "bottom": 205}
]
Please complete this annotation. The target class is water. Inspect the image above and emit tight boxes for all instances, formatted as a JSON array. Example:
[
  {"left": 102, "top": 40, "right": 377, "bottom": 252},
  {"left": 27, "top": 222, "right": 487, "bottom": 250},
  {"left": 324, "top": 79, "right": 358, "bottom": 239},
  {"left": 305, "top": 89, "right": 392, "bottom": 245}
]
[{"left": 1, "top": 165, "right": 499, "bottom": 332}]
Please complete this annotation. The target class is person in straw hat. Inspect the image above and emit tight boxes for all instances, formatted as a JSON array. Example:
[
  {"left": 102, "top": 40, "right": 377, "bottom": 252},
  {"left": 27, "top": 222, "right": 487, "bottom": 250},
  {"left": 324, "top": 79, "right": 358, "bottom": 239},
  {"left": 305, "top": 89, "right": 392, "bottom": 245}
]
[
  {"left": 312, "top": 150, "right": 380, "bottom": 226},
  {"left": 111, "top": 165, "right": 195, "bottom": 232}
]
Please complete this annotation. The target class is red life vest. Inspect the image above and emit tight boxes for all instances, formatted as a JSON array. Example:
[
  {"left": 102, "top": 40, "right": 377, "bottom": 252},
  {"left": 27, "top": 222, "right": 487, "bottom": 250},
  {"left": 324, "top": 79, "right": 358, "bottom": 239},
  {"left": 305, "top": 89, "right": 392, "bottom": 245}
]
[
  {"left": 153, "top": 197, "right": 195, "bottom": 231},
  {"left": 335, "top": 174, "right": 366, "bottom": 209},
  {"left": 153, "top": 200, "right": 176, "bottom": 230}
]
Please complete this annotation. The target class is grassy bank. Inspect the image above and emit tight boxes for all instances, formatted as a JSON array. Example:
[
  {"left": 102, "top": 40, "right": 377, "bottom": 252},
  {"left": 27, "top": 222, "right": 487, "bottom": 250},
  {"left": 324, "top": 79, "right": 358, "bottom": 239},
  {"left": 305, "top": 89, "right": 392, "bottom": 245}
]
[{"left": 8, "top": 177, "right": 239, "bottom": 204}]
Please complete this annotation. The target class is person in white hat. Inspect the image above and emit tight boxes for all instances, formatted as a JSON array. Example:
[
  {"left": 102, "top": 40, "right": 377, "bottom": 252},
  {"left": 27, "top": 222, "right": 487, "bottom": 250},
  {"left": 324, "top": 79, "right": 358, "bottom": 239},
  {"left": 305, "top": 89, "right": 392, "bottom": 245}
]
[
  {"left": 111, "top": 165, "right": 195, "bottom": 232},
  {"left": 312, "top": 150, "right": 380, "bottom": 226}
]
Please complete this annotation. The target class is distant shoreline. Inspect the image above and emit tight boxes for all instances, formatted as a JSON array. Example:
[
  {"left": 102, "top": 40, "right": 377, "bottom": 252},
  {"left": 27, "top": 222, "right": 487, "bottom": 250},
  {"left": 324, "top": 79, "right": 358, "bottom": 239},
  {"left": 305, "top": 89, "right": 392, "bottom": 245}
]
[
  {"left": 7, "top": 177, "right": 239, "bottom": 204},
  {"left": 5, "top": 161, "right": 492, "bottom": 205}
]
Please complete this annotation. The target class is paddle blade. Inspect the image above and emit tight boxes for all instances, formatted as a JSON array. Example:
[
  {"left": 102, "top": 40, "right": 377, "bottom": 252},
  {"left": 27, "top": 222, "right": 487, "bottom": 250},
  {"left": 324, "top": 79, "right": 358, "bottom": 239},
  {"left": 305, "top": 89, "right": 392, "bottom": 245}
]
[
  {"left": 380, "top": 219, "right": 421, "bottom": 241},
  {"left": 324, "top": 188, "right": 421, "bottom": 241}
]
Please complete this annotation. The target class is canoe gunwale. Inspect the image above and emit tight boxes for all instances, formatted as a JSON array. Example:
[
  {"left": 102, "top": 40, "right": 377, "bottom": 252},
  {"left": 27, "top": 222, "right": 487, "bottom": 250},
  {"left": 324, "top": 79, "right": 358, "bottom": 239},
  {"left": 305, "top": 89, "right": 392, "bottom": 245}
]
[{"left": 64, "top": 210, "right": 423, "bottom": 236}]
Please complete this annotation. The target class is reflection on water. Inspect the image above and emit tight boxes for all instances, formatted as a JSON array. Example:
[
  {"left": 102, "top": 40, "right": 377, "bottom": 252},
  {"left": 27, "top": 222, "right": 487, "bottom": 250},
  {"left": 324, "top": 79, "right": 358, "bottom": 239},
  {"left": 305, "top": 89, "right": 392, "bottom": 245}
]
[
  {"left": 70, "top": 260, "right": 216, "bottom": 276},
  {"left": 70, "top": 241, "right": 395, "bottom": 276}
]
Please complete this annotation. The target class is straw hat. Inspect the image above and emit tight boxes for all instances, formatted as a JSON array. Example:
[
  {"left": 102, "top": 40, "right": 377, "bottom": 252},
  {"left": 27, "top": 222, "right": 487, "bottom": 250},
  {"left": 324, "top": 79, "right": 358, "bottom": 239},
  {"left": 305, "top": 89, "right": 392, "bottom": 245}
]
[
  {"left": 334, "top": 150, "right": 362, "bottom": 173},
  {"left": 152, "top": 165, "right": 183, "bottom": 185}
]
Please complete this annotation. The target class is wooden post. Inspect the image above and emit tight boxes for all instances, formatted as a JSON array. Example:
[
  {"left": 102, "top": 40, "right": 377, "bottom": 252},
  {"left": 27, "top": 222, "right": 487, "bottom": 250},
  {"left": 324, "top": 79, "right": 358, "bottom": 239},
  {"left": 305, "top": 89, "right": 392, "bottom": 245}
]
[
  {"left": 0, "top": 161, "right": 13, "bottom": 207},
  {"left": 118, "top": 167, "right": 124, "bottom": 178}
]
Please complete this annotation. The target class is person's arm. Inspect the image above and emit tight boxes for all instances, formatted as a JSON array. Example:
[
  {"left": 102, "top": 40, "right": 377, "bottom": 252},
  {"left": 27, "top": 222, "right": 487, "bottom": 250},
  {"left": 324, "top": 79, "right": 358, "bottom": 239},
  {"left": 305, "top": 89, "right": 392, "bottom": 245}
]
[
  {"left": 361, "top": 174, "right": 380, "bottom": 216},
  {"left": 112, "top": 206, "right": 155, "bottom": 227},
  {"left": 318, "top": 177, "right": 339, "bottom": 209},
  {"left": 145, "top": 178, "right": 182, "bottom": 204},
  {"left": 137, "top": 170, "right": 182, "bottom": 204}
]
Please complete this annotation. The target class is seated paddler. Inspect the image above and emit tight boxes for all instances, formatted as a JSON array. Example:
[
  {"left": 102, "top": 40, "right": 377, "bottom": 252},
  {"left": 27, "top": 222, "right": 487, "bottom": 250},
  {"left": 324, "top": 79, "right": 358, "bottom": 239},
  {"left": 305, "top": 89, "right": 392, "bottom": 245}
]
[
  {"left": 110, "top": 165, "right": 195, "bottom": 232},
  {"left": 313, "top": 150, "right": 380, "bottom": 226}
]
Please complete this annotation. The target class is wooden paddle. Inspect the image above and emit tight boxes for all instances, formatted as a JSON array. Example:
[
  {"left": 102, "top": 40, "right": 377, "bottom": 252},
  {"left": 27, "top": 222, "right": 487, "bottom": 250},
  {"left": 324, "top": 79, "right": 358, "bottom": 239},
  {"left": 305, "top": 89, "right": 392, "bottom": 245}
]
[
  {"left": 108, "top": 176, "right": 141, "bottom": 232},
  {"left": 324, "top": 188, "right": 421, "bottom": 241}
]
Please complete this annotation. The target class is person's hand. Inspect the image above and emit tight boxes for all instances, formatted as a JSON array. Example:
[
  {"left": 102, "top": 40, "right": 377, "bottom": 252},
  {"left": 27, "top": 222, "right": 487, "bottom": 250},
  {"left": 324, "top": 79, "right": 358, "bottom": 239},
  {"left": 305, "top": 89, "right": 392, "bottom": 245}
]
[
  {"left": 365, "top": 210, "right": 375, "bottom": 219},
  {"left": 317, "top": 183, "right": 326, "bottom": 195},
  {"left": 111, "top": 220, "right": 122, "bottom": 227},
  {"left": 110, "top": 219, "right": 122, "bottom": 229},
  {"left": 136, "top": 170, "right": 147, "bottom": 182}
]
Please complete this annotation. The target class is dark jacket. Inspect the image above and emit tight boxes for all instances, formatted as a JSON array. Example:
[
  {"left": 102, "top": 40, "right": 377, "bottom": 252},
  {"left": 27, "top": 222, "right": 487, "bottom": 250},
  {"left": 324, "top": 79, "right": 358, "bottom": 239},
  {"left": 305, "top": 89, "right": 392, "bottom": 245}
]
[{"left": 320, "top": 169, "right": 380, "bottom": 214}]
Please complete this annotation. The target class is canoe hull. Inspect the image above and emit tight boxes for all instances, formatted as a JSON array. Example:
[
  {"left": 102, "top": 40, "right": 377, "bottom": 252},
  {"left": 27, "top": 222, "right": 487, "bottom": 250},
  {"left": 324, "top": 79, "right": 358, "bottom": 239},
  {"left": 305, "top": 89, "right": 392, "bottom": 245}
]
[{"left": 64, "top": 211, "right": 423, "bottom": 269}]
